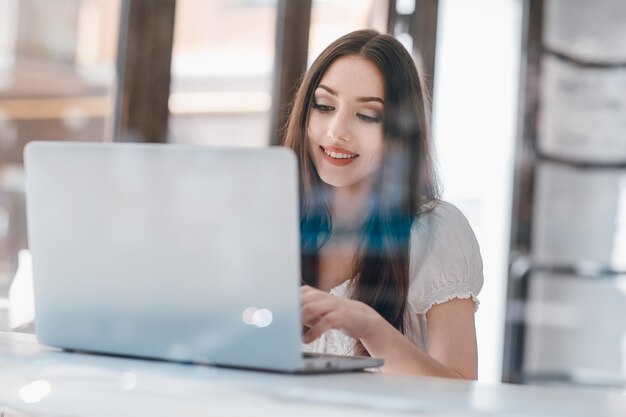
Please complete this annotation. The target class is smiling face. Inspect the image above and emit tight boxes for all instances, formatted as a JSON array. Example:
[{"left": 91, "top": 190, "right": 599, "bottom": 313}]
[{"left": 307, "top": 55, "right": 385, "bottom": 192}]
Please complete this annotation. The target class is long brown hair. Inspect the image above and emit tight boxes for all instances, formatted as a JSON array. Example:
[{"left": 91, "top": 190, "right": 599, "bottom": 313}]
[{"left": 283, "top": 29, "right": 439, "bottom": 354}]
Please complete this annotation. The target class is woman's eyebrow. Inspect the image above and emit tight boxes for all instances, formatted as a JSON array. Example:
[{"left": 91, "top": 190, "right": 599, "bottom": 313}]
[
  {"left": 317, "top": 84, "right": 384, "bottom": 104},
  {"left": 357, "top": 96, "right": 384, "bottom": 104},
  {"left": 317, "top": 84, "right": 337, "bottom": 96}
]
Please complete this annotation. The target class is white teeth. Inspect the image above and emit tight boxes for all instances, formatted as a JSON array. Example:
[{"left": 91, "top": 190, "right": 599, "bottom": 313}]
[{"left": 324, "top": 149, "right": 356, "bottom": 159}]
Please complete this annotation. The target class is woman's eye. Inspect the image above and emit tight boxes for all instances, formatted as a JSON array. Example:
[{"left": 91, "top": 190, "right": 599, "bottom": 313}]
[
  {"left": 357, "top": 113, "right": 381, "bottom": 124},
  {"left": 312, "top": 103, "right": 334, "bottom": 112}
]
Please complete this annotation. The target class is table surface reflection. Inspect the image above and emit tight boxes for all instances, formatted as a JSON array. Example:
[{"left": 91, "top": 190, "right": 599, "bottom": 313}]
[{"left": 1, "top": 331, "right": 625, "bottom": 417}]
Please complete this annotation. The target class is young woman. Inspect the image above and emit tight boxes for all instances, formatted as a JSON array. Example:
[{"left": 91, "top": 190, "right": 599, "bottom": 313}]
[{"left": 283, "top": 29, "right": 483, "bottom": 379}]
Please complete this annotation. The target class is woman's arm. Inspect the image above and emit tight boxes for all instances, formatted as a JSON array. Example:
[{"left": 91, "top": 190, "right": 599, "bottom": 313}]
[{"left": 300, "top": 285, "right": 478, "bottom": 379}]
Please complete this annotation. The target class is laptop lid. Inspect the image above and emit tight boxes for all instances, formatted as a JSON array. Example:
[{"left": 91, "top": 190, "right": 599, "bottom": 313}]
[{"left": 24, "top": 141, "right": 304, "bottom": 372}]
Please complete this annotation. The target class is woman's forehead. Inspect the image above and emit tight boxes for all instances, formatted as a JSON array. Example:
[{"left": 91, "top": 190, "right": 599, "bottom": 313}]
[{"left": 317, "top": 55, "right": 384, "bottom": 99}]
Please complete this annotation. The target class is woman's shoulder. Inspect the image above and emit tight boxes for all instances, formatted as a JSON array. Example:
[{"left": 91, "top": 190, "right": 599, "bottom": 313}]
[
  {"left": 414, "top": 199, "right": 472, "bottom": 233},
  {"left": 408, "top": 199, "right": 484, "bottom": 314},
  {"left": 410, "top": 199, "right": 480, "bottom": 264}
]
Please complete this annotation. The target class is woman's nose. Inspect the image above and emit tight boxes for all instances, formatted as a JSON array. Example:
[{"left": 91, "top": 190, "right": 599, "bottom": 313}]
[{"left": 327, "top": 110, "right": 351, "bottom": 142}]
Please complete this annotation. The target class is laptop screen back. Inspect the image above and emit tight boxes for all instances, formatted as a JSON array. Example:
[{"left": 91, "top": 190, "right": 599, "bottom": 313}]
[{"left": 24, "top": 141, "right": 303, "bottom": 371}]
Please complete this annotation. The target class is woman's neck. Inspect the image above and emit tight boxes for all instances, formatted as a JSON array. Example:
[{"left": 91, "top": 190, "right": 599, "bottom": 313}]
[
  {"left": 316, "top": 179, "right": 376, "bottom": 291},
  {"left": 328, "top": 180, "right": 374, "bottom": 232}
]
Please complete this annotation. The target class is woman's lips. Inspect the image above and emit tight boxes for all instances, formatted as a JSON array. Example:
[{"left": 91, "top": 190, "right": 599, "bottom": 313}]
[{"left": 320, "top": 146, "right": 359, "bottom": 166}]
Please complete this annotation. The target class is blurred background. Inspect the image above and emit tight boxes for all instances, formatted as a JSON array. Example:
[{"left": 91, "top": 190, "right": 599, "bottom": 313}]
[{"left": 0, "top": 0, "right": 625, "bottom": 390}]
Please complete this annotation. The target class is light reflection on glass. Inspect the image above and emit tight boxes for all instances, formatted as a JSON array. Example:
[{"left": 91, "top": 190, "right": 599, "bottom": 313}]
[
  {"left": 242, "top": 307, "right": 257, "bottom": 325},
  {"left": 252, "top": 308, "right": 273, "bottom": 328},
  {"left": 242, "top": 307, "right": 273, "bottom": 328},
  {"left": 61, "top": 105, "right": 90, "bottom": 131},
  {"left": 19, "top": 380, "right": 51, "bottom": 404}
]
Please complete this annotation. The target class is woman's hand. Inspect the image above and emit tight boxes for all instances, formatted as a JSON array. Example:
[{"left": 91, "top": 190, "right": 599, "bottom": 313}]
[
  {"left": 300, "top": 286, "right": 478, "bottom": 378},
  {"left": 300, "top": 285, "right": 380, "bottom": 344}
]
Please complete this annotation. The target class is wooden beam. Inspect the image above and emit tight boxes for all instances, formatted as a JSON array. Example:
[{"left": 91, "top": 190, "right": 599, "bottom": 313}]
[
  {"left": 502, "top": 0, "right": 544, "bottom": 385},
  {"left": 410, "top": 0, "right": 439, "bottom": 98},
  {"left": 269, "top": 0, "right": 312, "bottom": 146},
  {"left": 386, "top": 0, "right": 397, "bottom": 33},
  {"left": 113, "top": 0, "right": 176, "bottom": 143},
  {"left": 387, "top": 0, "right": 439, "bottom": 111},
  {"left": 509, "top": 0, "right": 544, "bottom": 274}
]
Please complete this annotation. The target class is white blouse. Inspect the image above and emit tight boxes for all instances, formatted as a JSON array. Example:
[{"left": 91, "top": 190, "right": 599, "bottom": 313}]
[{"left": 302, "top": 200, "right": 484, "bottom": 355}]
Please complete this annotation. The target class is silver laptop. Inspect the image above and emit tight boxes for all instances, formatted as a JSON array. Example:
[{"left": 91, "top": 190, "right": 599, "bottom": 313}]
[{"left": 24, "top": 141, "right": 382, "bottom": 373}]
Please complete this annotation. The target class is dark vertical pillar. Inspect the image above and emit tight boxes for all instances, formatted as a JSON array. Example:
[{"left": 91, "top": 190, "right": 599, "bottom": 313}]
[
  {"left": 269, "top": 0, "right": 312, "bottom": 146},
  {"left": 387, "top": 0, "right": 397, "bottom": 33},
  {"left": 387, "top": 0, "right": 439, "bottom": 112},
  {"left": 410, "top": 0, "right": 439, "bottom": 97},
  {"left": 113, "top": 0, "right": 177, "bottom": 143},
  {"left": 502, "top": 0, "right": 543, "bottom": 384}
]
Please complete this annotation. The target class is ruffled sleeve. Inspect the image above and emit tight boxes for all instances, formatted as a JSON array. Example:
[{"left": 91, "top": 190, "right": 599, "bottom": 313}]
[{"left": 407, "top": 201, "right": 484, "bottom": 314}]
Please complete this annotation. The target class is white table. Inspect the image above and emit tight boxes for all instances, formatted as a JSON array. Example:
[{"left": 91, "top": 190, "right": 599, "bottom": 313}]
[{"left": 1, "top": 331, "right": 625, "bottom": 417}]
